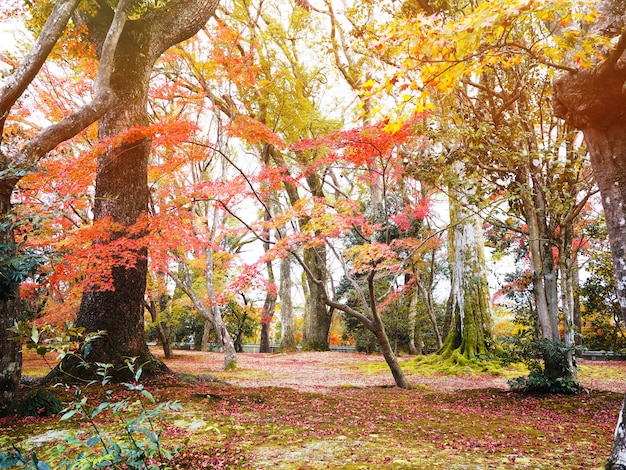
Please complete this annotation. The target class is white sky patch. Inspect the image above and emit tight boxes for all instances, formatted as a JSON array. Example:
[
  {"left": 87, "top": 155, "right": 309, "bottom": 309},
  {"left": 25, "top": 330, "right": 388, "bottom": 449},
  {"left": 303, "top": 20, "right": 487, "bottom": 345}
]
[{"left": 0, "top": 20, "right": 29, "bottom": 75}]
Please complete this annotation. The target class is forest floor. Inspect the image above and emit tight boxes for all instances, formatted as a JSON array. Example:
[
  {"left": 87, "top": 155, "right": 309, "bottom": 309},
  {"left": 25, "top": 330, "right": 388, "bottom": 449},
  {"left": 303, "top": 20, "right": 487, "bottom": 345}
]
[{"left": 2, "top": 348, "right": 625, "bottom": 469}]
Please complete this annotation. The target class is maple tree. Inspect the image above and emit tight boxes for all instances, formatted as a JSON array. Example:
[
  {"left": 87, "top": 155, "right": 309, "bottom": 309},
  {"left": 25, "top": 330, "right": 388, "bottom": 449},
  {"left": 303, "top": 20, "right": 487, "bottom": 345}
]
[
  {"left": 172, "top": 0, "right": 349, "bottom": 351},
  {"left": 0, "top": 0, "right": 132, "bottom": 407},
  {"left": 276, "top": 115, "right": 434, "bottom": 388},
  {"left": 57, "top": 0, "right": 221, "bottom": 380},
  {"left": 357, "top": 0, "right": 626, "bottom": 461}
]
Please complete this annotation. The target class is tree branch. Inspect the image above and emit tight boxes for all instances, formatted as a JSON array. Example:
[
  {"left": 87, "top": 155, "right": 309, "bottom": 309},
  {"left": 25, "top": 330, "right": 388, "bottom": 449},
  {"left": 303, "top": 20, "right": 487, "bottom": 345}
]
[
  {"left": 7, "top": 0, "right": 135, "bottom": 181},
  {"left": 597, "top": 27, "right": 626, "bottom": 78},
  {"left": 0, "top": 0, "right": 82, "bottom": 129}
]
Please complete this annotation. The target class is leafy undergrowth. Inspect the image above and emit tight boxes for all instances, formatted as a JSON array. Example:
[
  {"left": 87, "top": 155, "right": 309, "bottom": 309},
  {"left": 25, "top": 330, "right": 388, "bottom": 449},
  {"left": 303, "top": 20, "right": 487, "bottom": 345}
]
[{"left": 3, "top": 349, "right": 624, "bottom": 469}]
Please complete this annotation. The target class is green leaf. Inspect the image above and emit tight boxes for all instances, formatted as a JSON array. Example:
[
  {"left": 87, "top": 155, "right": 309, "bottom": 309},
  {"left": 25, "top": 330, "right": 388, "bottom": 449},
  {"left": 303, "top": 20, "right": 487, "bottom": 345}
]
[
  {"left": 0, "top": 454, "right": 20, "bottom": 468},
  {"left": 86, "top": 435, "right": 101, "bottom": 447},
  {"left": 140, "top": 390, "right": 155, "bottom": 403},
  {"left": 91, "top": 402, "right": 109, "bottom": 417},
  {"left": 31, "top": 325, "right": 39, "bottom": 344},
  {"left": 60, "top": 408, "right": 78, "bottom": 421}
]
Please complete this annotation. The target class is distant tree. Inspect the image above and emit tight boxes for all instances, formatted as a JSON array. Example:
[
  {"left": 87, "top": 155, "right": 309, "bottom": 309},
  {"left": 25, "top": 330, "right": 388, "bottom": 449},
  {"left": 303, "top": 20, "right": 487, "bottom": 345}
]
[{"left": 438, "top": 161, "right": 495, "bottom": 361}]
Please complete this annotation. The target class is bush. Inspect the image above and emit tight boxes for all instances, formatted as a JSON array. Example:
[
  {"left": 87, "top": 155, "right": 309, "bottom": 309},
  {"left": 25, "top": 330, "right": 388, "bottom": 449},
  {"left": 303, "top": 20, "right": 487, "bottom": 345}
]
[
  {"left": 507, "top": 339, "right": 581, "bottom": 394},
  {"left": 14, "top": 389, "right": 63, "bottom": 417}
]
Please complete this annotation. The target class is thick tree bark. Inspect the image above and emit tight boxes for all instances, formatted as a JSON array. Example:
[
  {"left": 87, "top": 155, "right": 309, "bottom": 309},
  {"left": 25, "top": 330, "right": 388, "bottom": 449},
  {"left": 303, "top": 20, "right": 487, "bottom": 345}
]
[
  {"left": 302, "top": 247, "right": 332, "bottom": 350},
  {"left": 611, "top": 394, "right": 626, "bottom": 470},
  {"left": 553, "top": 25, "right": 626, "bottom": 467},
  {"left": 66, "top": 0, "right": 220, "bottom": 379},
  {"left": 0, "top": 0, "right": 131, "bottom": 392},
  {"left": 439, "top": 166, "right": 494, "bottom": 359},
  {"left": 72, "top": 20, "right": 155, "bottom": 377}
]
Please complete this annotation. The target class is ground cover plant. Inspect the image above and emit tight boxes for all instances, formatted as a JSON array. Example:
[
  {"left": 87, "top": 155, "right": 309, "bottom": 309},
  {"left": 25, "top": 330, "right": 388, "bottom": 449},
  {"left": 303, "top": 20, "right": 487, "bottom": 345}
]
[{"left": 0, "top": 349, "right": 622, "bottom": 469}]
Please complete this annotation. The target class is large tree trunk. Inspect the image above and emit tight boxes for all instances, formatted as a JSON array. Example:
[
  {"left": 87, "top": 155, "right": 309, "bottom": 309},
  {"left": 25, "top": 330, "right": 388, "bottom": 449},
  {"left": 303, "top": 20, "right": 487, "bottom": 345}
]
[
  {"left": 72, "top": 23, "right": 155, "bottom": 378},
  {"left": 0, "top": 0, "right": 130, "bottom": 394},
  {"left": 66, "top": 0, "right": 221, "bottom": 380},
  {"left": 301, "top": 247, "right": 332, "bottom": 350},
  {"left": 611, "top": 394, "right": 626, "bottom": 470},
  {"left": 439, "top": 166, "right": 494, "bottom": 359},
  {"left": 0, "top": 183, "right": 22, "bottom": 408},
  {"left": 553, "top": 35, "right": 626, "bottom": 467}
]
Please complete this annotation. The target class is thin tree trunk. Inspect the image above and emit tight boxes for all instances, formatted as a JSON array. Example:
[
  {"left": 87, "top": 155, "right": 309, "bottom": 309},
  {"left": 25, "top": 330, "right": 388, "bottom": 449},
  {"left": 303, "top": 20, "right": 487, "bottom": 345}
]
[
  {"left": 407, "top": 287, "right": 419, "bottom": 355},
  {"left": 201, "top": 320, "right": 211, "bottom": 352},
  {"left": 259, "top": 292, "right": 277, "bottom": 353},
  {"left": 145, "top": 299, "right": 173, "bottom": 359},
  {"left": 170, "top": 261, "right": 236, "bottom": 369},
  {"left": 368, "top": 273, "right": 411, "bottom": 389},
  {"left": 417, "top": 279, "right": 443, "bottom": 348},
  {"left": 204, "top": 212, "right": 237, "bottom": 368},
  {"left": 279, "top": 255, "right": 296, "bottom": 351},
  {"left": 559, "top": 224, "right": 576, "bottom": 374},
  {"left": 520, "top": 172, "right": 555, "bottom": 341},
  {"left": 573, "top": 256, "right": 582, "bottom": 346},
  {"left": 260, "top": 212, "right": 277, "bottom": 353}
]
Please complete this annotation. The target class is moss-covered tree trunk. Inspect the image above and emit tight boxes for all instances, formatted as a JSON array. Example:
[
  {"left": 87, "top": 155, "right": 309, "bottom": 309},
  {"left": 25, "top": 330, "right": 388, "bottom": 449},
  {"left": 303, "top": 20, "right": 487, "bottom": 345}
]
[{"left": 439, "top": 165, "right": 493, "bottom": 360}]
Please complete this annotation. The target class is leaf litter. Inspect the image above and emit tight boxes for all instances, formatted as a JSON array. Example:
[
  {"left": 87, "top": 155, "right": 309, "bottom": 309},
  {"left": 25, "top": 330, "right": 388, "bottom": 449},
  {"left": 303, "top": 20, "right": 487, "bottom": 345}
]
[{"left": 4, "top": 349, "right": 624, "bottom": 469}]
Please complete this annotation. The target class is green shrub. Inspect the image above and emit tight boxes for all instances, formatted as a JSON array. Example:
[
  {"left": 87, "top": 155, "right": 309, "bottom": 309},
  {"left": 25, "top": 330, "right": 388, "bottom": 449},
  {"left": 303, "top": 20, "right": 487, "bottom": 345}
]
[
  {"left": 507, "top": 339, "right": 581, "bottom": 394},
  {"left": 14, "top": 389, "right": 63, "bottom": 417}
]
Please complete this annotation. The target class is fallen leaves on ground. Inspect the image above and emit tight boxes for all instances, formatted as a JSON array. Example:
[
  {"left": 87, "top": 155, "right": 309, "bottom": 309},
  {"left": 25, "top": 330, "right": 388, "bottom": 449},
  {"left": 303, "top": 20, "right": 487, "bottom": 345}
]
[{"left": 5, "top": 349, "right": 624, "bottom": 469}]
